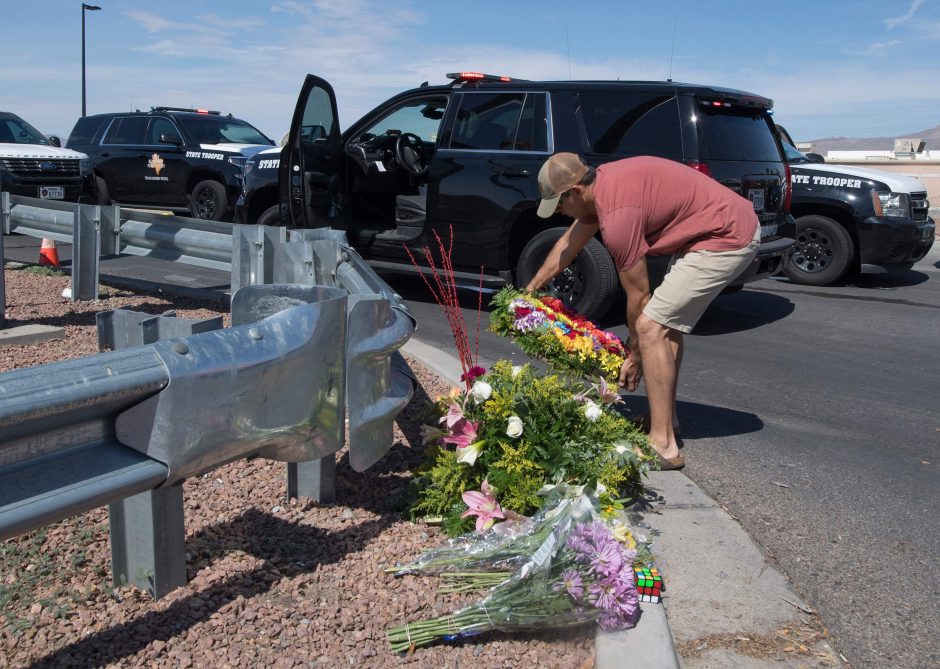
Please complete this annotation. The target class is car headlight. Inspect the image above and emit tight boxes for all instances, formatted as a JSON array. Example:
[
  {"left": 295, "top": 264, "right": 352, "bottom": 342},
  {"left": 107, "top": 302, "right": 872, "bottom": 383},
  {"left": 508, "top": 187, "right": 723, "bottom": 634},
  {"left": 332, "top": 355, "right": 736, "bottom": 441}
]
[
  {"left": 872, "top": 191, "right": 909, "bottom": 217},
  {"left": 243, "top": 159, "right": 256, "bottom": 177},
  {"left": 228, "top": 156, "right": 247, "bottom": 170},
  {"left": 79, "top": 159, "right": 91, "bottom": 175}
]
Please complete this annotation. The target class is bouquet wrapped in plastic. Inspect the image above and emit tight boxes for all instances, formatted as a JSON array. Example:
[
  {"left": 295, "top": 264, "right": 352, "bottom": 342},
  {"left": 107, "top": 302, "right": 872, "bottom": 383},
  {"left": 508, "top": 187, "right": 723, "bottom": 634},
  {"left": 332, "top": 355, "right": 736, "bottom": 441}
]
[
  {"left": 489, "top": 287, "right": 628, "bottom": 383},
  {"left": 387, "top": 486, "right": 647, "bottom": 652}
]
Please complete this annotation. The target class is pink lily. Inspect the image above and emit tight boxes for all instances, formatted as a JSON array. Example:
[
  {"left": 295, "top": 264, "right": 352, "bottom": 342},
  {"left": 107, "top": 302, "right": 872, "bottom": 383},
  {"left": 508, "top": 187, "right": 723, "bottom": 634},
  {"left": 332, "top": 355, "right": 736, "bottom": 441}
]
[
  {"left": 441, "top": 417, "right": 479, "bottom": 449},
  {"left": 461, "top": 479, "right": 505, "bottom": 531},
  {"left": 440, "top": 402, "right": 465, "bottom": 429},
  {"left": 595, "top": 376, "right": 624, "bottom": 405}
]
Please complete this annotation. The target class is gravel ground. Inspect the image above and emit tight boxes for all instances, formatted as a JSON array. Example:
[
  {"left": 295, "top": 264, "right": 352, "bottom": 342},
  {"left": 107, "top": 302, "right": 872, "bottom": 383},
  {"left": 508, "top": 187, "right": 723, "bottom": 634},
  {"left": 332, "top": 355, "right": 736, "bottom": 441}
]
[{"left": 0, "top": 265, "right": 594, "bottom": 669}]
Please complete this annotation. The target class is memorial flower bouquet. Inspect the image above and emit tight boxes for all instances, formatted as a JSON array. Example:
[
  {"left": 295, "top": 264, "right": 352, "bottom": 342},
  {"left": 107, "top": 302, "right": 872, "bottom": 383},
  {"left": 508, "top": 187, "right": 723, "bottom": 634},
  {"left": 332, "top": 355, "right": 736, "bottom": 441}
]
[
  {"left": 489, "top": 286, "right": 629, "bottom": 384},
  {"left": 388, "top": 489, "right": 646, "bottom": 652},
  {"left": 411, "top": 360, "right": 655, "bottom": 536}
]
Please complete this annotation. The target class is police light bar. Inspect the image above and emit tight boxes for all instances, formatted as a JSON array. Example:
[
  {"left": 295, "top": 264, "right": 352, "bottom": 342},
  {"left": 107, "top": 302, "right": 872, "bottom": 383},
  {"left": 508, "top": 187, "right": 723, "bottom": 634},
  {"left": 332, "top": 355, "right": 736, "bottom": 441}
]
[
  {"left": 446, "top": 72, "right": 514, "bottom": 83},
  {"left": 151, "top": 106, "right": 222, "bottom": 115}
]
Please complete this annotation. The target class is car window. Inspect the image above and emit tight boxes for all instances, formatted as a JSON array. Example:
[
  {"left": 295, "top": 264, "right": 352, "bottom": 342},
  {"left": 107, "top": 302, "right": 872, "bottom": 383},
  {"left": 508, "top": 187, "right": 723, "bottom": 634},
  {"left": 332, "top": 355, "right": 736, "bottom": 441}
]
[
  {"left": 298, "top": 85, "right": 336, "bottom": 147},
  {"left": 579, "top": 92, "right": 682, "bottom": 158},
  {"left": 449, "top": 93, "right": 525, "bottom": 150},
  {"left": 781, "top": 140, "right": 809, "bottom": 164},
  {"left": 697, "top": 108, "right": 780, "bottom": 162},
  {"left": 148, "top": 117, "right": 178, "bottom": 145},
  {"left": 175, "top": 116, "right": 273, "bottom": 145},
  {"left": 512, "top": 93, "right": 549, "bottom": 152},
  {"left": 67, "top": 117, "right": 106, "bottom": 146},
  {"left": 361, "top": 98, "right": 447, "bottom": 144},
  {"left": 103, "top": 117, "right": 148, "bottom": 144},
  {"left": 0, "top": 117, "right": 48, "bottom": 145}
]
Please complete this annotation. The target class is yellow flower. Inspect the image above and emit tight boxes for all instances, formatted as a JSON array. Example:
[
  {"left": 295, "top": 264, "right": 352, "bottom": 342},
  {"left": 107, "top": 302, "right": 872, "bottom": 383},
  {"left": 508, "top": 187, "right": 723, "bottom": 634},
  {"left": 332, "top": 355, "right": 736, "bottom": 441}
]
[{"left": 612, "top": 524, "right": 638, "bottom": 549}]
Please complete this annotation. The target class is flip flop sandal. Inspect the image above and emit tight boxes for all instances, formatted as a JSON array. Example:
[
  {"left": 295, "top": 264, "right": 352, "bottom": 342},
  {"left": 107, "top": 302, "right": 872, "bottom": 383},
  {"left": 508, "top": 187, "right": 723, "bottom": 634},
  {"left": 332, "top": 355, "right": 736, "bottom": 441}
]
[{"left": 656, "top": 452, "right": 686, "bottom": 471}]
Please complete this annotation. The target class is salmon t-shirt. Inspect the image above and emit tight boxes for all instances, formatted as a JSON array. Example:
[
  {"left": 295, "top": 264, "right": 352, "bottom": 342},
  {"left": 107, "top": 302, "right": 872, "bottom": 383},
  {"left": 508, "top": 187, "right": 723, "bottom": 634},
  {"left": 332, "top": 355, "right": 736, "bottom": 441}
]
[{"left": 585, "top": 156, "right": 759, "bottom": 270}]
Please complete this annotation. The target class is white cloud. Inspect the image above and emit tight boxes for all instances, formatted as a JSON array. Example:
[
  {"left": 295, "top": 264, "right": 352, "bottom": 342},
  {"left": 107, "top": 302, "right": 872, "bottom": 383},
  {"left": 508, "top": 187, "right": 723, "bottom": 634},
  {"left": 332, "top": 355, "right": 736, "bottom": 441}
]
[{"left": 884, "top": 0, "right": 925, "bottom": 29}]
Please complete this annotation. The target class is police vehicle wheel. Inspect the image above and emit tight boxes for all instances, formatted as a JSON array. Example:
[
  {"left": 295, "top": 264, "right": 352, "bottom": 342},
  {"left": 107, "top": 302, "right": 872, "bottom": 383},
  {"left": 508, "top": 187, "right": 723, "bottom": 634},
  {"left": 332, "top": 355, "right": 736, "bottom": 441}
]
[
  {"left": 256, "top": 205, "right": 282, "bottom": 227},
  {"left": 190, "top": 180, "right": 227, "bottom": 220},
  {"left": 783, "top": 215, "right": 854, "bottom": 286},
  {"left": 516, "top": 228, "right": 619, "bottom": 321},
  {"left": 95, "top": 176, "right": 111, "bottom": 206}
]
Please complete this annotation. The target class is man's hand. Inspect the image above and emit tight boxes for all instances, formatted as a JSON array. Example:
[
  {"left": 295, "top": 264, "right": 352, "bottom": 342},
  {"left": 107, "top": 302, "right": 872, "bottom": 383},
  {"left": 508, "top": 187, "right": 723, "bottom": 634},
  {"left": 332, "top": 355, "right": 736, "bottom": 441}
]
[
  {"left": 619, "top": 355, "right": 642, "bottom": 391},
  {"left": 524, "top": 219, "right": 598, "bottom": 292}
]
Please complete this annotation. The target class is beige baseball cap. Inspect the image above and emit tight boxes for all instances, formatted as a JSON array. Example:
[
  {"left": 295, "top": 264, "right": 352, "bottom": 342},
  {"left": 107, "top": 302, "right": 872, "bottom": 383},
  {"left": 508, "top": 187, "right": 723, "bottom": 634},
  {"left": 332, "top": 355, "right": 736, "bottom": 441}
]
[{"left": 536, "top": 152, "right": 589, "bottom": 218}]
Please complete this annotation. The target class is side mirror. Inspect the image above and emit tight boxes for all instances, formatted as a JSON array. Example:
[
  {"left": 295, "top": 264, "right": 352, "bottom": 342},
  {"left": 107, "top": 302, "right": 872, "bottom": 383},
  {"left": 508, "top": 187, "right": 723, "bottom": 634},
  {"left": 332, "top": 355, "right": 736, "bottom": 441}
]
[
  {"left": 805, "top": 153, "right": 826, "bottom": 164},
  {"left": 47, "top": 135, "right": 62, "bottom": 147},
  {"left": 159, "top": 132, "right": 183, "bottom": 146}
]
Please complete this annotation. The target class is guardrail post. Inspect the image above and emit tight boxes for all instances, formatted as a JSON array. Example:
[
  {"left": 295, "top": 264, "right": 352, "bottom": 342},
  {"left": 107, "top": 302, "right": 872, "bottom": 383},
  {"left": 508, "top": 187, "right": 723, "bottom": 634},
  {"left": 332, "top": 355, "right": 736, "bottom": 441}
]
[
  {"left": 262, "top": 230, "right": 340, "bottom": 504},
  {"left": 1, "top": 191, "right": 10, "bottom": 234},
  {"left": 109, "top": 483, "right": 185, "bottom": 598},
  {"left": 286, "top": 457, "right": 336, "bottom": 503},
  {"left": 0, "top": 194, "right": 7, "bottom": 329},
  {"left": 72, "top": 203, "right": 101, "bottom": 301},
  {"left": 100, "top": 204, "right": 121, "bottom": 256},
  {"left": 99, "top": 309, "right": 224, "bottom": 599},
  {"left": 231, "top": 224, "right": 287, "bottom": 292}
]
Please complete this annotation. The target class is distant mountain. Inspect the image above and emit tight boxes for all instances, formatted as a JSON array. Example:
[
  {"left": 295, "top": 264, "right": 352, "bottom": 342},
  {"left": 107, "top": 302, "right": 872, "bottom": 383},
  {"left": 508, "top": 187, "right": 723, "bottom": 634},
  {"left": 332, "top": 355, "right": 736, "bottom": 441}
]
[{"left": 804, "top": 123, "right": 940, "bottom": 153}]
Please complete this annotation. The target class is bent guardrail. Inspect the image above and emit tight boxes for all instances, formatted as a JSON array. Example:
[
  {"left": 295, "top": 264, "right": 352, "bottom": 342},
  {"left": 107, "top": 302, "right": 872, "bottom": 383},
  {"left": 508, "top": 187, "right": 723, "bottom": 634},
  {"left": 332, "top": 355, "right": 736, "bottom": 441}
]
[{"left": 1, "top": 201, "right": 417, "bottom": 597}]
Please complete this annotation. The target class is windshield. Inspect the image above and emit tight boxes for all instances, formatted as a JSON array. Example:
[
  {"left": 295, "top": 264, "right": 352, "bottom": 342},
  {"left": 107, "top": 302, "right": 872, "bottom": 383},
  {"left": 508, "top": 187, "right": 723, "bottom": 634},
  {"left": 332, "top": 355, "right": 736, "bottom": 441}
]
[
  {"left": 697, "top": 108, "right": 781, "bottom": 162},
  {"left": 781, "top": 140, "right": 810, "bottom": 164},
  {"left": 175, "top": 116, "right": 273, "bottom": 146},
  {"left": 0, "top": 116, "right": 49, "bottom": 145}
]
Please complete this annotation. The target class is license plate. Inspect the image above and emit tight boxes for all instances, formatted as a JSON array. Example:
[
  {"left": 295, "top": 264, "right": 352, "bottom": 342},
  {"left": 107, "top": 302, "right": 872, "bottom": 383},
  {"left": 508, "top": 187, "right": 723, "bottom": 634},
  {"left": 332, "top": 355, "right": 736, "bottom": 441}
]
[
  {"left": 760, "top": 223, "right": 778, "bottom": 238},
  {"left": 39, "top": 186, "right": 64, "bottom": 199},
  {"left": 748, "top": 188, "right": 765, "bottom": 211}
]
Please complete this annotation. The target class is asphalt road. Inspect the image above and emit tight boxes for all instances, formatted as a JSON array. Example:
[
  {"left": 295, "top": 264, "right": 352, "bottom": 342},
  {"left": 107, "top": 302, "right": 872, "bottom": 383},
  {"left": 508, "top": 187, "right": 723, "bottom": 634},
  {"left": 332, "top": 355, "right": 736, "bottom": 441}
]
[
  {"left": 394, "top": 252, "right": 940, "bottom": 669},
  {"left": 3, "top": 233, "right": 938, "bottom": 668}
]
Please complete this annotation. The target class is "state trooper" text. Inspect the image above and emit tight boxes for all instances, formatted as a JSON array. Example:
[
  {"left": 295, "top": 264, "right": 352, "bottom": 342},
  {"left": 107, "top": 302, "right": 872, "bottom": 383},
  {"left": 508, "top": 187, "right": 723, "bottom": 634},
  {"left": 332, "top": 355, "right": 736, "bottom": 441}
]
[{"left": 792, "top": 174, "right": 862, "bottom": 188}]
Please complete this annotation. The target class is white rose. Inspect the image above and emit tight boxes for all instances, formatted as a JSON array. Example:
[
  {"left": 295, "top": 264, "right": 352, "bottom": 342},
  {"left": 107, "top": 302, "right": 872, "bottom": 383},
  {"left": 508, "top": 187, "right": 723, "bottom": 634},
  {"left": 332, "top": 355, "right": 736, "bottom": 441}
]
[
  {"left": 583, "top": 401, "right": 602, "bottom": 422},
  {"left": 506, "top": 416, "right": 524, "bottom": 438},
  {"left": 470, "top": 380, "right": 493, "bottom": 403},
  {"left": 511, "top": 365, "right": 523, "bottom": 377}
]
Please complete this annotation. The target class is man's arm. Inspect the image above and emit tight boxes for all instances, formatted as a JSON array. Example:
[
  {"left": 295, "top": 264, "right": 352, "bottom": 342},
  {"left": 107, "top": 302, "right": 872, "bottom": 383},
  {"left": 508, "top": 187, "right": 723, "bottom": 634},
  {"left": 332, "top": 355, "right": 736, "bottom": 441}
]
[
  {"left": 617, "top": 257, "right": 652, "bottom": 390},
  {"left": 523, "top": 219, "right": 599, "bottom": 292}
]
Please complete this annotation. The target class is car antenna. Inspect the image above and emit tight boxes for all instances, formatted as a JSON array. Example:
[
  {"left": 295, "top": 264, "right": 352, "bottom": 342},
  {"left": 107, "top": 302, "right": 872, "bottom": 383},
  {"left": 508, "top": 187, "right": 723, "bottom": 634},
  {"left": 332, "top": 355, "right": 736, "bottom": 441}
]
[
  {"left": 667, "top": 0, "right": 679, "bottom": 82},
  {"left": 566, "top": 28, "right": 572, "bottom": 80}
]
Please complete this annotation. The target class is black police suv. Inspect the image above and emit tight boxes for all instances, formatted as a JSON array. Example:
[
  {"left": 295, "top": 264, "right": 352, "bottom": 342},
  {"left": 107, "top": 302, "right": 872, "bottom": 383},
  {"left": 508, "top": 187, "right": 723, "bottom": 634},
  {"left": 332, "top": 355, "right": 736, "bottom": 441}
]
[
  {"left": 237, "top": 73, "right": 796, "bottom": 320},
  {"left": 775, "top": 127, "right": 934, "bottom": 286},
  {"left": 67, "top": 107, "right": 274, "bottom": 220},
  {"left": 0, "top": 111, "right": 96, "bottom": 202}
]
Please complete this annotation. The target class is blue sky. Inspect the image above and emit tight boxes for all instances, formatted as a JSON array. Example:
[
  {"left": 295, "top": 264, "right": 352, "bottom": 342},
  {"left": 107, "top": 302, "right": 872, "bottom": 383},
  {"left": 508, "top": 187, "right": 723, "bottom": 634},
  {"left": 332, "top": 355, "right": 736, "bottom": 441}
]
[{"left": 1, "top": 0, "right": 938, "bottom": 143}]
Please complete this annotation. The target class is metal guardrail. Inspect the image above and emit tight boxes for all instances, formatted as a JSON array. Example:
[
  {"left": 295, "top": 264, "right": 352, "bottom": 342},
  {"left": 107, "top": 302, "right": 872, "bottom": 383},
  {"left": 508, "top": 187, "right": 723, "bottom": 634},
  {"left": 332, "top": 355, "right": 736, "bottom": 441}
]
[{"left": 0, "top": 195, "right": 417, "bottom": 598}]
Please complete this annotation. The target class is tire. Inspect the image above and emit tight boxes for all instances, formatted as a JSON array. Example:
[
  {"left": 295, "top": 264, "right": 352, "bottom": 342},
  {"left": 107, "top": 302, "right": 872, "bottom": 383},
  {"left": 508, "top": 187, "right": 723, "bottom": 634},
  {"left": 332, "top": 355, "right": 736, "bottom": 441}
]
[
  {"left": 189, "top": 180, "right": 227, "bottom": 221},
  {"left": 256, "top": 205, "right": 283, "bottom": 227},
  {"left": 95, "top": 176, "right": 111, "bottom": 206},
  {"left": 516, "top": 228, "right": 619, "bottom": 321},
  {"left": 783, "top": 215, "right": 854, "bottom": 286}
]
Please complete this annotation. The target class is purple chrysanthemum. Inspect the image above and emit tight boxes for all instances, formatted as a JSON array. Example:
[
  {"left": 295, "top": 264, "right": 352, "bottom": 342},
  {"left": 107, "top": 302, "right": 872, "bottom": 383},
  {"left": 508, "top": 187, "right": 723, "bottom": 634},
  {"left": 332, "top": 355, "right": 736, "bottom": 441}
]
[
  {"left": 589, "top": 578, "right": 623, "bottom": 611},
  {"left": 513, "top": 311, "right": 548, "bottom": 331},
  {"left": 587, "top": 539, "right": 624, "bottom": 577},
  {"left": 552, "top": 569, "right": 585, "bottom": 600}
]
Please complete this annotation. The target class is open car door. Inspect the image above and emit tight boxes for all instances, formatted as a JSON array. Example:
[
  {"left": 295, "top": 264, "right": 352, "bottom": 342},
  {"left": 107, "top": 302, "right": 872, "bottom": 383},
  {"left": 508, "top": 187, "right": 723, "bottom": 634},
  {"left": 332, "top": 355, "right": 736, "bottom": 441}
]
[{"left": 280, "top": 75, "right": 340, "bottom": 229}]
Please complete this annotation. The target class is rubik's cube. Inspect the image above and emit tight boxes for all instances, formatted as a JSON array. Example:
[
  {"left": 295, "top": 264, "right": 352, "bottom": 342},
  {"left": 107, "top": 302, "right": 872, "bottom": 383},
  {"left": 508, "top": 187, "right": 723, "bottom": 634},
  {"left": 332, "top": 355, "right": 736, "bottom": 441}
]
[{"left": 634, "top": 567, "right": 663, "bottom": 603}]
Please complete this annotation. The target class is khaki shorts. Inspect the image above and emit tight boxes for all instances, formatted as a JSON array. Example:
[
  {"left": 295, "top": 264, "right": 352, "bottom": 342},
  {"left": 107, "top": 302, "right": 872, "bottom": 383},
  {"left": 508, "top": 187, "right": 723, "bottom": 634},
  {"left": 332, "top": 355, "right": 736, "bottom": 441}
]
[{"left": 643, "top": 227, "right": 760, "bottom": 333}]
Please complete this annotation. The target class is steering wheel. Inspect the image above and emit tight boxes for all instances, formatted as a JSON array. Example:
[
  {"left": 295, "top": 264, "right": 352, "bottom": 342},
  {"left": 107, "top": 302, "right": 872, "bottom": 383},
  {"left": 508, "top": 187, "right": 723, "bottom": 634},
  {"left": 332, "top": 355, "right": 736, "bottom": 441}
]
[{"left": 395, "top": 132, "right": 428, "bottom": 176}]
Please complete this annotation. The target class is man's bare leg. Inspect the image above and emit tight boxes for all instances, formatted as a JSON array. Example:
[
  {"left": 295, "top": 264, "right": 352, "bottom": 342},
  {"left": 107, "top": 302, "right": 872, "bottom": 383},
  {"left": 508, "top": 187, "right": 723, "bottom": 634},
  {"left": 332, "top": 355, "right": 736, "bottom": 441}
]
[{"left": 636, "top": 314, "right": 681, "bottom": 459}]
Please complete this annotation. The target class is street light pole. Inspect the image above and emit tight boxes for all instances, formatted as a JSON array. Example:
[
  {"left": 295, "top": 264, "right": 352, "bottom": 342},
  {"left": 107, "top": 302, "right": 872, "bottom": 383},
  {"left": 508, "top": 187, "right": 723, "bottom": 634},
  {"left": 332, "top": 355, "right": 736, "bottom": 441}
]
[{"left": 81, "top": 3, "right": 101, "bottom": 118}]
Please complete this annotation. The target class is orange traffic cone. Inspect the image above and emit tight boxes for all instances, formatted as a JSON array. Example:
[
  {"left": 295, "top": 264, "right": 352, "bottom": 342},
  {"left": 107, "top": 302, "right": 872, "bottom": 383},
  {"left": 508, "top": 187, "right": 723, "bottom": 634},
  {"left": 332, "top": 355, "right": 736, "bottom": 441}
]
[{"left": 39, "top": 238, "right": 60, "bottom": 268}]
